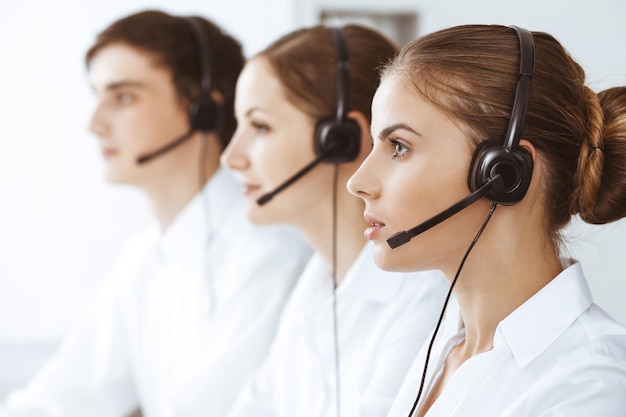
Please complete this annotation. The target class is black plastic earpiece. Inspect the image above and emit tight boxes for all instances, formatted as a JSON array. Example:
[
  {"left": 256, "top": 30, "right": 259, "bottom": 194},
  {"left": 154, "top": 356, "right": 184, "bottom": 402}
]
[
  {"left": 467, "top": 26, "right": 535, "bottom": 205},
  {"left": 313, "top": 27, "right": 361, "bottom": 164}
]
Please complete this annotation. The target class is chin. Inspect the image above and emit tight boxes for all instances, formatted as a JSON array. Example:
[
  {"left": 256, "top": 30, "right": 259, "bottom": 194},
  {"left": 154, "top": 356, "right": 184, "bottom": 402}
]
[
  {"left": 372, "top": 242, "right": 406, "bottom": 271},
  {"left": 246, "top": 196, "right": 298, "bottom": 227},
  {"left": 372, "top": 241, "right": 428, "bottom": 273},
  {"left": 104, "top": 170, "right": 134, "bottom": 186},
  {"left": 103, "top": 162, "right": 129, "bottom": 183},
  {"left": 246, "top": 204, "right": 274, "bottom": 226},
  {"left": 104, "top": 171, "right": 124, "bottom": 184}
]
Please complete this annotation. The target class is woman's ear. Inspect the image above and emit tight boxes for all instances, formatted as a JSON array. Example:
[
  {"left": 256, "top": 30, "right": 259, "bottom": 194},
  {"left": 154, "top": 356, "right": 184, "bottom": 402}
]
[
  {"left": 519, "top": 139, "right": 537, "bottom": 163},
  {"left": 518, "top": 138, "right": 543, "bottom": 205},
  {"left": 346, "top": 110, "right": 372, "bottom": 163},
  {"left": 211, "top": 89, "right": 224, "bottom": 105}
]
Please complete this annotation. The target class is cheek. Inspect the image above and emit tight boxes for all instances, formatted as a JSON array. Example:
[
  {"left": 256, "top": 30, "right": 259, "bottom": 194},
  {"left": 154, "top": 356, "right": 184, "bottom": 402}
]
[
  {"left": 376, "top": 155, "right": 481, "bottom": 272},
  {"left": 111, "top": 109, "right": 156, "bottom": 144},
  {"left": 130, "top": 102, "right": 188, "bottom": 139},
  {"left": 383, "top": 158, "right": 445, "bottom": 228},
  {"left": 249, "top": 140, "right": 294, "bottom": 184},
  {"left": 254, "top": 134, "right": 315, "bottom": 184},
  {"left": 241, "top": 137, "right": 314, "bottom": 224},
  {"left": 403, "top": 154, "right": 470, "bottom": 221}
]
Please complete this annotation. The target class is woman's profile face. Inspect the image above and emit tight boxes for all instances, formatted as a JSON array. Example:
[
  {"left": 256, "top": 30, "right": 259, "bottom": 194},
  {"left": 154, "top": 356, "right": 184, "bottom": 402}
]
[
  {"left": 348, "top": 74, "right": 494, "bottom": 274},
  {"left": 221, "top": 57, "right": 335, "bottom": 226}
]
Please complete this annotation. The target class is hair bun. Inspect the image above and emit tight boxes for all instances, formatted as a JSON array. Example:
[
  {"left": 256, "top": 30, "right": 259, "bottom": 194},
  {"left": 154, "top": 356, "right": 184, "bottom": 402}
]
[{"left": 579, "top": 86, "right": 626, "bottom": 224}]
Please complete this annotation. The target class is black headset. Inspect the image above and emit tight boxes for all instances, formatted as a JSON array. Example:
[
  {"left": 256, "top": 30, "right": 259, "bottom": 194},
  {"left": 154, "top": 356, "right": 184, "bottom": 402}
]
[
  {"left": 467, "top": 25, "right": 535, "bottom": 205},
  {"left": 313, "top": 27, "right": 362, "bottom": 164},
  {"left": 184, "top": 17, "right": 219, "bottom": 133}
]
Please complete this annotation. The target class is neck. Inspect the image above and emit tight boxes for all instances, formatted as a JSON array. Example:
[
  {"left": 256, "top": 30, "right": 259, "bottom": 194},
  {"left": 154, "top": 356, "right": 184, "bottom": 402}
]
[
  {"left": 295, "top": 169, "right": 368, "bottom": 284},
  {"left": 142, "top": 132, "right": 222, "bottom": 231},
  {"left": 447, "top": 211, "right": 562, "bottom": 355}
]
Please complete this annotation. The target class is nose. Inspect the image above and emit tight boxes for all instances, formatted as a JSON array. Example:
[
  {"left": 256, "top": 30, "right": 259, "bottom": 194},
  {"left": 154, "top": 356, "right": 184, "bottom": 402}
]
[
  {"left": 220, "top": 130, "right": 249, "bottom": 171},
  {"left": 89, "top": 103, "right": 109, "bottom": 138},
  {"left": 347, "top": 152, "right": 380, "bottom": 200}
]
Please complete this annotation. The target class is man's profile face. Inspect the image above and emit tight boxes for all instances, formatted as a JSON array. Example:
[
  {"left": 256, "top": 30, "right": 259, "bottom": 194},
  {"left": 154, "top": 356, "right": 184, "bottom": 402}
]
[{"left": 88, "top": 43, "right": 189, "bottom": 186}]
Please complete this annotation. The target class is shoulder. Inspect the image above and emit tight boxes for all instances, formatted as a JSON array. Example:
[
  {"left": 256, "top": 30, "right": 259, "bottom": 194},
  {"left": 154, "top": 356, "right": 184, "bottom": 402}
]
[
  {"left": 120, "top": 227, "right": 159, "bottom": 258},
  {"left": 100, "top": 227, "right": 159, "bottom": 293},
  {"left": 215, "top": 221, "right": 312, "bottom": 293},
  {"left": 552, "top": 303, "right": 626, "bottom": 361},
  {"left": 525, "top": 306, "right": 626, "bottom": 413},
  {"left": 561, "top": 304, "right": 626, "bottom": 368},
  {"left": 579, "top": 303, "right": 626, "bottom": 339},
  {"left": 527, "top": 343, "right": 626, "bottom": 415}
]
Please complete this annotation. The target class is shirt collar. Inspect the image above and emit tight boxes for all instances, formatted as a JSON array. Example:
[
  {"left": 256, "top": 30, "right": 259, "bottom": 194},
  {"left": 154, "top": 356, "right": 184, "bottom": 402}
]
[
  {"left": 337, "top": 242, "right": 408, "bottom": 303},
  {"left": 156, "top": 168, "right": 241, "bottom": 270},
  {"left": 497, "top": 260, "right": 593, "bottom": 368}
]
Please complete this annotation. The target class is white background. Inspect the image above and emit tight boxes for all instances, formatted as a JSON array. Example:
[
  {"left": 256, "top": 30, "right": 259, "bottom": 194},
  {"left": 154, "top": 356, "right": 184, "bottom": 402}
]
[{"left": 0, "top": 0, "right": 625, "bottom": 393}]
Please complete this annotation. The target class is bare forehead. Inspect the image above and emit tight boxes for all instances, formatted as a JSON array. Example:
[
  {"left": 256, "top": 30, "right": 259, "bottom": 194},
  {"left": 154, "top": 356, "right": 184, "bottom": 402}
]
[
  {"left": 372, "top": 73, "right": 419, "bottom": 111},
  {"left": 236, "top": 57, "right": 292, "bottom": 111}
]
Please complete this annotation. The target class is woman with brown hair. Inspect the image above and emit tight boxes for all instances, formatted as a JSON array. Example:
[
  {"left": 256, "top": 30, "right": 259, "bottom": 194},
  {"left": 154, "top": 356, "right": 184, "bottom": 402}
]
[
  {"left": 348, "top": 24, "right": 626, "bottom": 416},
  {"left": 221, "top": 25, "right": 448, "bottom": 417}
]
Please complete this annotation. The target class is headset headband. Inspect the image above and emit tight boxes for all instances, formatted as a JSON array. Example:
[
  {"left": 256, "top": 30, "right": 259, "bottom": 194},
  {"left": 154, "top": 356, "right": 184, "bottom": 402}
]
[
  {"left": 504, "top": 26, "right": 535, "bottom": 152},
  {"left": 329, "top": 27, "right": 350, "bottom": 123},
  {"left": 184, "top": 17, "right": 214, "bottom": 100}
]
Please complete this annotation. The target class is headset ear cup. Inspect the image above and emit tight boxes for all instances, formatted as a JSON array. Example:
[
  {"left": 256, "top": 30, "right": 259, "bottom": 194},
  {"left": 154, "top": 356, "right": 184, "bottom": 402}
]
[
  {"left": 468, "top": 140, "right": 534, "bottom": 205},
  {"left": 314, "top": 117, "right": 361, "bottom": 164},
  {"left": 188, "top": 98, "right": 218, "bottom": 133}
]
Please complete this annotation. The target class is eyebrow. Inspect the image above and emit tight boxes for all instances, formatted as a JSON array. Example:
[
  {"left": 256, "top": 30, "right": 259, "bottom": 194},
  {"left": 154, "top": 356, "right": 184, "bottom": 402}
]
[
  {"left": 245, "top": 106, "right": 272, "bottom": 118},
  {"left": 245, "top": 107, "right": 260, "bottom": 118},
  {"left": 378, "top": 123, "right": 421, "bottom": 141},
  {"left": 105, "top": 80, "right": 146, "bottom": 91}
]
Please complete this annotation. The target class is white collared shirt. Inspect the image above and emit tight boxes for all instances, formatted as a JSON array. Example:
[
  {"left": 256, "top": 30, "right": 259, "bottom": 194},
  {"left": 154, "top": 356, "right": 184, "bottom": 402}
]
[
  {"left": 228, "top": 242, "right": 449, "bottom": 417},
  {"left": 387, "top": 260, "right": 626, "bottom": 417},
  {"left": 1, "top": 168, "right": 312, "bottom": 417}
]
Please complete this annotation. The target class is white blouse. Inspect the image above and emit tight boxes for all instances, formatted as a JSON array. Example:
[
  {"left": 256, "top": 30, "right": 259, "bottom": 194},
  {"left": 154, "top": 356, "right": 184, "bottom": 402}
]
[
  {"left": 1, "top": 168, "right": 312, "bottom": 417},
  {"left": 228, "top": 242, "right": 449, "bottom": 417},
  {"left": 387, "top": 260, "right": 626, "bottom": 417}
]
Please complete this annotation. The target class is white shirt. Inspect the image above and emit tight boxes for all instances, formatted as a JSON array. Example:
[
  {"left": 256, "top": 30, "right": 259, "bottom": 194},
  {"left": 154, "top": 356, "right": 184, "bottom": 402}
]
[
  {"left": 387, "top": 260, "right": 626, "bottom": 417},
  {"left": 228, "top": 242, "right": 449, "bottom": 417},
  {"left": 1, "top": 168, "right": 312, "bottom": 417}
]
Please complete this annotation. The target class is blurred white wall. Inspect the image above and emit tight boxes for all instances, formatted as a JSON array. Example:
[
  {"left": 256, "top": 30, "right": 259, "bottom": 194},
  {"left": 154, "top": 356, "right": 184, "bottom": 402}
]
[{"left": 0, "top": 0, "right": 624, "bottom": 394}]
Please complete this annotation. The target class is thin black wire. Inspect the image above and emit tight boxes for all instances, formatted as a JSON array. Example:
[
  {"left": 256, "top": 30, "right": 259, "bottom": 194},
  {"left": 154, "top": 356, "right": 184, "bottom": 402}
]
[
  {"left": 198, "top": 133, "right": 214, "bottom": 315},
  {"left": 331, "top": 163, "right": 341, "bottom": 417},
  {"left": 198, "top": 133, "right": 209, "bottom": 216},
  {"left": 407, "top": 202, "right": 498, "bottom": 417}
]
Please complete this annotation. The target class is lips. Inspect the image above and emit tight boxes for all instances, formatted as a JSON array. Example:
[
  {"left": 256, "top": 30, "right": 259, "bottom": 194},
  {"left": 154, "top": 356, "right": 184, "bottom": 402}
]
[
  {"left": 100, "top": 146, "right": 118, "bottom": 159},
  {"left": 364, "top": 213, "right": 386, "bottom": 240},
  {"left": 242, "top": 183, "right": 262, "bottom": 196}
]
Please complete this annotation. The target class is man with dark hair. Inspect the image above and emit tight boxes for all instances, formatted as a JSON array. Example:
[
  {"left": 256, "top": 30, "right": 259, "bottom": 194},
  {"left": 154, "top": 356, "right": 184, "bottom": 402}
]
[{"left": 1, "top": 10, "right": 310, "bottom": 417}]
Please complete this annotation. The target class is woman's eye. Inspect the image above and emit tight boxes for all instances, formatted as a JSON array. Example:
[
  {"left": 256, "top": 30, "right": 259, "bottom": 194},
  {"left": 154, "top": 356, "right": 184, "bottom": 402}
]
[
  {"left": 251, "top": 121, "right": 270, "bottom": 134},
  {"left": 390, "top": 139, "right": 409, "bottom": 159}
]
